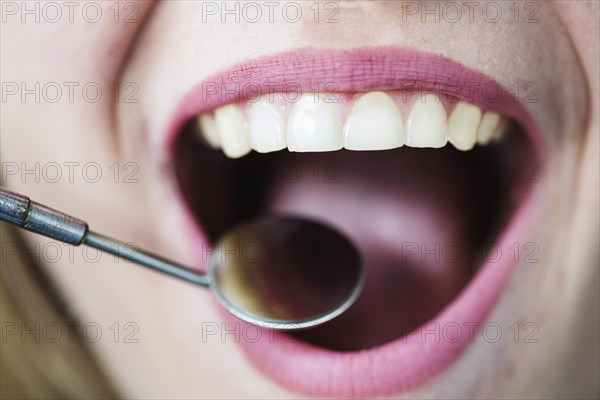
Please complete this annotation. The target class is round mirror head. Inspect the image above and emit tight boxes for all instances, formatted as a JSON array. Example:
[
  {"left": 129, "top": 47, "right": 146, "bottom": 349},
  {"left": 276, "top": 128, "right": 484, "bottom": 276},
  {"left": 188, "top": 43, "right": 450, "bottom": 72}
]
[{"left": 209, "top": 216, "right": 364, "bottom": 330}]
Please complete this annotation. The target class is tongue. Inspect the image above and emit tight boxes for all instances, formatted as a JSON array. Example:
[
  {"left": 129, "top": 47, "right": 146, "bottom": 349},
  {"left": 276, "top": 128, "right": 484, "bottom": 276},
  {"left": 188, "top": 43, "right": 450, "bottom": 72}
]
[{"left": 264, "top": 148, "right": 481, "bottom": 350}]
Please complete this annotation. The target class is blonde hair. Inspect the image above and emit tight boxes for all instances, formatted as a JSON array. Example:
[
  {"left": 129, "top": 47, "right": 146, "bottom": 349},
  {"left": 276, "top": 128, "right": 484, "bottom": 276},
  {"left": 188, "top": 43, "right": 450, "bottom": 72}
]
[{"left": 0, "top": 222, "right": 117, "bottom": 399}]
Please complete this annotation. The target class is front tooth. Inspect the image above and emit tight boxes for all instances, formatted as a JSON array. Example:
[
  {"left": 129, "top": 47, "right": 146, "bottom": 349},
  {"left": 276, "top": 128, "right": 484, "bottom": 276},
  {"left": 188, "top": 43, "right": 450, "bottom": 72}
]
[
  {"left": 406, "top": 93, "right": 448, "bottom": 148},
  {"left": 477, "top": 111, "right": 507, "bottom": 145},
  {"left": 344, "top": 92, "right": 405, "bottom": 150},
  {"left": 248, "top": 97, "right": 286, "bottom": 153},
  {"left": 287, "top": 94, "right": 343, "bottom": 152},
  {"left": 214, "top": 104, "right": 251, "bottom": 159},
  {"left": 448, "top": 101, "right": 482, "bottom": 151},
  {"left": 197, "top": 114, "right": 220, "bottom": 149}
]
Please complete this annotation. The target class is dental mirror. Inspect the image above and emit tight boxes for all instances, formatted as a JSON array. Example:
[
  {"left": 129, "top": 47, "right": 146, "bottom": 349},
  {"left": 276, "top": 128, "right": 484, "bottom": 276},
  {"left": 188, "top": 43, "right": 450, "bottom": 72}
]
[
  {"left": 210, "top": 216, "right": 363, "bottom": 329},
  {"left": 0, "top": 187, "right": 364, "bottom": 330}
]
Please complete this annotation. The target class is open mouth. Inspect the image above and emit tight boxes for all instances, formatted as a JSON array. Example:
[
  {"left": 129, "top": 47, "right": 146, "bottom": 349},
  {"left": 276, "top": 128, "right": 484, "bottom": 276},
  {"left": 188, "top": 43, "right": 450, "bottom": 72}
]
[{"left": 167, "top": 49, "right": 543, "bottom": 397}]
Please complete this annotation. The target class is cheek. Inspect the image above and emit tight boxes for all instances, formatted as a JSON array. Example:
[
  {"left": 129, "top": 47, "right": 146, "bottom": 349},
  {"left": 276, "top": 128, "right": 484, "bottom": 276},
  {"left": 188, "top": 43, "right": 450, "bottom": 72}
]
[
  {"left": 2, "top": 1, "right": 154, "bottom": 82},
  {"left": 0, "top": 1, "right": 157, "bottom": 234}
]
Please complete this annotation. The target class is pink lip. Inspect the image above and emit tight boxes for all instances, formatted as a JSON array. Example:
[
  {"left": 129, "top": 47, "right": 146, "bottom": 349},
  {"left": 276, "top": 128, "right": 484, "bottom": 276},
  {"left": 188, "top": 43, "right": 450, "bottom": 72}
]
[{"left": 166, "top": 48, "right": 545, "bottom": 397}]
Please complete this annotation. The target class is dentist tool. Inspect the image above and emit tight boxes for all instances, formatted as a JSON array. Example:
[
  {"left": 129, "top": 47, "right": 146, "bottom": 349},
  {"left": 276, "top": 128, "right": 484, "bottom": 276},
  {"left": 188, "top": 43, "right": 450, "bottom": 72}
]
[{"left": 0, "top": 187, "right": 364, "bottom": 330}]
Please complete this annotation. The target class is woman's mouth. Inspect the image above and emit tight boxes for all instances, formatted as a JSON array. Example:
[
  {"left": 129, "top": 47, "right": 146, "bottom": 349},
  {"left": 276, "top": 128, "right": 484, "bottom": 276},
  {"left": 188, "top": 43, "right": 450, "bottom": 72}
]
[{"left": 167, "top": 48, "right": 544, "bottom": 397}]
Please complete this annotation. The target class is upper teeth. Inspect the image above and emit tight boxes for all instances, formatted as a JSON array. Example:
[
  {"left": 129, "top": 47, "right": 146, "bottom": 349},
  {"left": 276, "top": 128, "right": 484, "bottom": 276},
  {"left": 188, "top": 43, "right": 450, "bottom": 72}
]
[
  {"left": 287, "top": 94, "right": 344, "bottom": 152},
  {"left": 344, "top": 91, "right": 405, "bottom": 151},
  {"left": 196, "top": 91, "right": 509, "bottom": 159}
]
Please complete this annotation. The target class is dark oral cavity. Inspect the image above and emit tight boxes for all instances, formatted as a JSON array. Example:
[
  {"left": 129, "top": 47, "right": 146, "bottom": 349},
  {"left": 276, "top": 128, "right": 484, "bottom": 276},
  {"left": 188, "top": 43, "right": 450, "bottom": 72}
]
[{"left": 173, "top": 120, "right": 533, "bottom": 351}]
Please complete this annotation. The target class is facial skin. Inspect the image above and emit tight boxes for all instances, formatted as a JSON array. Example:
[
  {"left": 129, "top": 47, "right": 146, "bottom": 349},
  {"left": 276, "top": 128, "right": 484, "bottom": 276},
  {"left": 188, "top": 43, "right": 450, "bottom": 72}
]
[{"left": 1, "top": 1, "right": 598, "bottom": 398}]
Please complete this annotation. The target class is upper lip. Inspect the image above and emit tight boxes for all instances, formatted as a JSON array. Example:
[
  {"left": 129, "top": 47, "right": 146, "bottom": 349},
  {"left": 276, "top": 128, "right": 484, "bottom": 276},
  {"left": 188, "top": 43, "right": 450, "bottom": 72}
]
[
  {"left": 165, "top": 47, "right": 545, "bottom": 158},
  {"left": 166, "top": 47, "right": 544, "bottom": 398}
]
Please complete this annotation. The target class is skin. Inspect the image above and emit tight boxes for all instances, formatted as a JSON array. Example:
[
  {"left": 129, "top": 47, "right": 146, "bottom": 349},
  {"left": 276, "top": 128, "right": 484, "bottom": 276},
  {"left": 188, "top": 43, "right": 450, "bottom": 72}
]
[{"left": 1, "top": 1, "right": 598, "bottom": 398}]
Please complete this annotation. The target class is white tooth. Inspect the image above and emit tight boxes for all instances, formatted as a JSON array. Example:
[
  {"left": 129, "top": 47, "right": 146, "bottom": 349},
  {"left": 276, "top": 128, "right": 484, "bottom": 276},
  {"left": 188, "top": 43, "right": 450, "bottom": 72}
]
[
  {"left": 344, "top": 91, "right": 405, "bottom": 150},
  {"left": 287, "top": 94, "right": 343, "bottom": 152},
  {"left": 214, "top": 104, "right": 251, "bottom": 159},
  {"left": 477, "top": 111, "right": 507, "bottom": 145},
  {"left": 248, "top": 98, "right": 286, "bottom": 153},
  {"left": 448, "top": 101, "right": 482, "bottom": 151},
  {"left": 197, "top": 114, "right": 220, "bottom": 149},
  {"left": 406, "top": 93, "right": 448, "bottom": 148}
]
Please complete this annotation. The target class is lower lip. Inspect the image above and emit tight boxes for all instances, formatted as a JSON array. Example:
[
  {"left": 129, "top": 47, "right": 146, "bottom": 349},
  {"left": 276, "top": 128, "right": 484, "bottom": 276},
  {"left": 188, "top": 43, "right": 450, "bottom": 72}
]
[{"left": 167, "top": 48, "right": 545, "bottom": 397}]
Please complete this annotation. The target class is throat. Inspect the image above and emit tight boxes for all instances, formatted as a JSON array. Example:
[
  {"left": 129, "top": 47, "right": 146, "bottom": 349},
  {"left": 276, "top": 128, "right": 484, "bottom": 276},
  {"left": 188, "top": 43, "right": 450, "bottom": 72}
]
[{"left": 260, "top": 148, "right": 494, "bottom": 350}]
